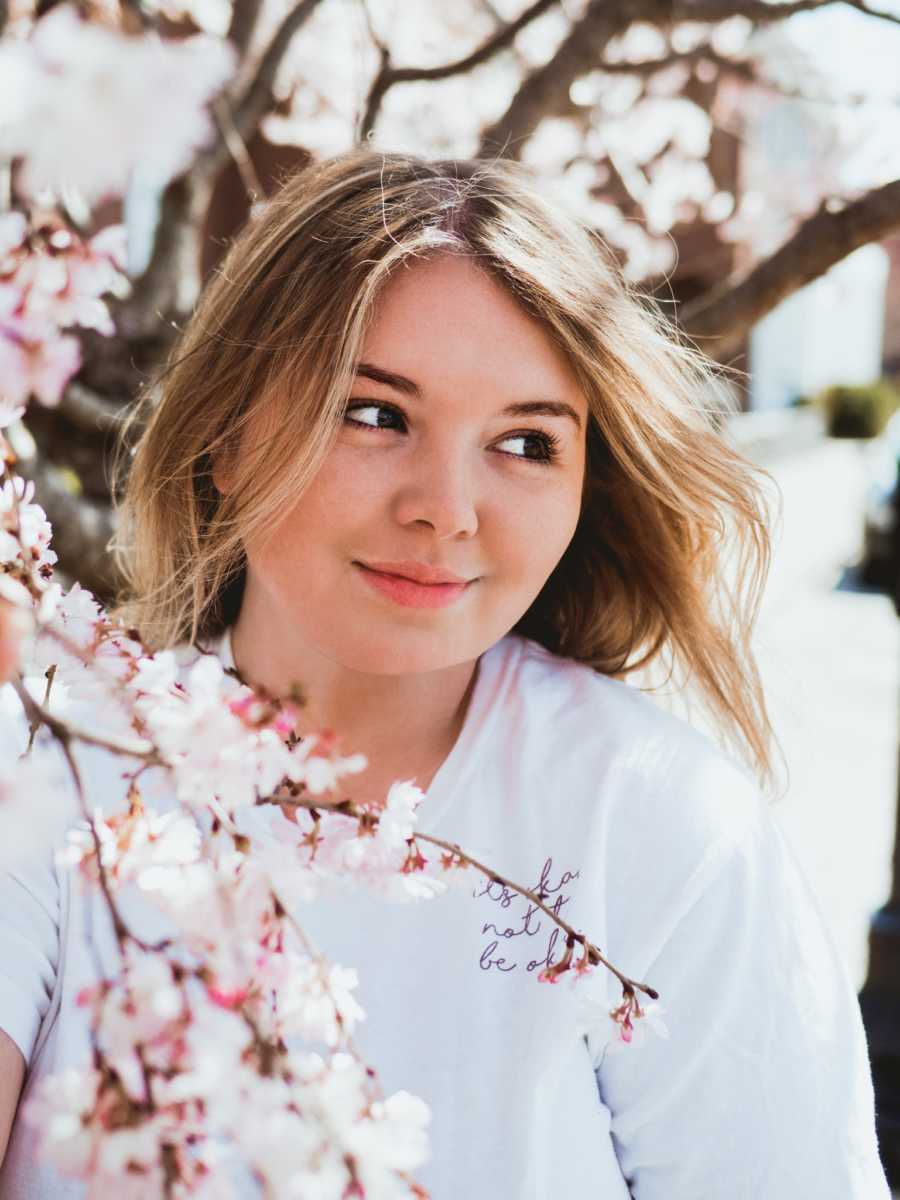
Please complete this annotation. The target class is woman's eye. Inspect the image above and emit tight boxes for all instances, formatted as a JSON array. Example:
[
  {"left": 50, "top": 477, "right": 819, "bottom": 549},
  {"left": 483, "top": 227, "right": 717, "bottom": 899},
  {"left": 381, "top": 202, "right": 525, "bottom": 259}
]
[
  {"left": 495, "top": 432, "right": 561, "bottom": 464},
  {"left": 344, "top": 402, "right": 405, "bottom": 431},
  {"left": 343, "top": 402, "right": 560, "bottom": 465}
]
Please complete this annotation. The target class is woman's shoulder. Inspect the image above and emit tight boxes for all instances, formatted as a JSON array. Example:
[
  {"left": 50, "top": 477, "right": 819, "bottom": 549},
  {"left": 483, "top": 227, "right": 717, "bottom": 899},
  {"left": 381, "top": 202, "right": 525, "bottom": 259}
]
[
  {"left": 501, "top": 638, "right": 777, "bottom": 984},
  {"left": 503, "top": 633, "right": 766, "bottom": 854},
  {"left": 509, "top": 633, "right": 760, "bottom": 775}
]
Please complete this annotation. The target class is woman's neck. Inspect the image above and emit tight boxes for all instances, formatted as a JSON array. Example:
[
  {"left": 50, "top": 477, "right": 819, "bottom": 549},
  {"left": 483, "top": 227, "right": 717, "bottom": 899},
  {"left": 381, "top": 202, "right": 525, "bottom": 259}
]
[{"left": 228, "top": 605, "right": 479, "bottom": 792}]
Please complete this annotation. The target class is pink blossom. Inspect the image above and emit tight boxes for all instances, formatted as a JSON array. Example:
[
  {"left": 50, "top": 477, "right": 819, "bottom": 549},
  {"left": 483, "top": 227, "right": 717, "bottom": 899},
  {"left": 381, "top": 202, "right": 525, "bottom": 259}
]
[
  {"left": 605, "top": 994, "right": 669, "bottom": 1055},
  {"left": 0, "top": 311, "right": 81, "bottom": 408},
  {"left": 257, "top": 952, "right": 366, "bottom": 1047},
  {"left": 345, "top": 1090, "right": 432, "bottom": 1177},
  {"left": 0, "top": 397, "right": 24, "bottom": 429},
  {"left": 0, "top": 216, "right": 128, "bottom": 419},
  {"left": 0, "top": 473, "right": 57, "bottom": 590},
  {"left": 0, "top": 213, "right": 27, "bottom": 260},
  {"left": 0, "top": 594, "right": 31, "bottom": 682},
  {"left": 1, "top": 218, "right": 129, "bottom": 338}
]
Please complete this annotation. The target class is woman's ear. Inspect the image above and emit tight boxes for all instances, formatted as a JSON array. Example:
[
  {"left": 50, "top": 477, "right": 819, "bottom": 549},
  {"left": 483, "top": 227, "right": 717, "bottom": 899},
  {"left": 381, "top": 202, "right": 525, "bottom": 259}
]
[{"left": 211, "top": 448, "right": 235, "bottom": 497}]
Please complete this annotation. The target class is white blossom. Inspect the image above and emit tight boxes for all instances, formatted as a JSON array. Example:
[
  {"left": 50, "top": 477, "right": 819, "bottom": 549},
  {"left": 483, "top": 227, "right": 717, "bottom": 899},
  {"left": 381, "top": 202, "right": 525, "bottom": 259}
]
[{"left": 0, "top": 5, "right": 235, "bottom": 204}]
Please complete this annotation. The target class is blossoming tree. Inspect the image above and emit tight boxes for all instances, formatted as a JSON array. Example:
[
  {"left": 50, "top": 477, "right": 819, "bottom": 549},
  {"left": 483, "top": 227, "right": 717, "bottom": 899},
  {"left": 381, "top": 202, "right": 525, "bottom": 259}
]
[{"left": 1, "top": 0, "right": 899, "bottom": 1192}]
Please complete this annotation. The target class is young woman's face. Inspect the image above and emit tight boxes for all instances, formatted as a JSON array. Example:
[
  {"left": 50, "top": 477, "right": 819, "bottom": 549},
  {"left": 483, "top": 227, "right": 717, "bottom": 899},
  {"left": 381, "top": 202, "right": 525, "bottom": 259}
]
[{"left": 243, "top": 253, "right": 589, "bottom": 674}]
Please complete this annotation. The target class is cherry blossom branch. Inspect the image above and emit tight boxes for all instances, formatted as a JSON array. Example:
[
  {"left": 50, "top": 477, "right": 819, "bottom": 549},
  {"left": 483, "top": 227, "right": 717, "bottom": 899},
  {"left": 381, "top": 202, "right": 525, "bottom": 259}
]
[
  {"left": 9, "top": 667, "right": 404, "bottom": 1186},
  {"left": 212, "top": 96, "right": 264, "bottom": 207},
  {"left": 478, "top": 0, "right": 900, "bottom": 160},
  {"left": 414, "top": 829, "right": 658, "bottom": 1000},
  {"left": 17, "top": 447, "right": 118, "bottom": 598},
  {"left": 201, "top": 0, "right": 329, "bottom": 180},
  {"left": 11, "top": 673, "right": 134, "bottom": 946},
  {"left": 268, "top": 881, "right": 391, "bottom": 1108},
  {"left": 584, "top": 46, "right": 871, "bottom": 107},
  {"left": 226, "top": 0, "right": 265, "bottom": 57},
  {"left": 681, "top": 176, "right": 900, "bottom": 360},
  {"left": 268, "top": 792, "right": 658, "bottom": 1001},
  {"left": 24, "top": 663, "right": 55, "bottom": 756},
  {"left": 14, "top": 653, "right": 605, "bottom": 1041},
  {"left": 478, "top": 0, "right": 637, "bottom": 160},
  {"left": 9, "top": 673, "right": 159, "bottom": 762},
  {"left": 58, "top": 383, "right": 127, "bottom": 436},
  {"left": 357, "top": 0, "right": 558, "bottom": 140},
  {"left": 27, "top": 731, "right": 164, "bottom": 1121}
]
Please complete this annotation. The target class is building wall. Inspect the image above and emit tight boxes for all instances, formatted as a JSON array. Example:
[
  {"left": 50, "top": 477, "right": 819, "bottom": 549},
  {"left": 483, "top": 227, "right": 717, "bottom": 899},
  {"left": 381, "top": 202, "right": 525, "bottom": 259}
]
[{"left": 749, "top": 244, "right": 890, "bottom": 410}]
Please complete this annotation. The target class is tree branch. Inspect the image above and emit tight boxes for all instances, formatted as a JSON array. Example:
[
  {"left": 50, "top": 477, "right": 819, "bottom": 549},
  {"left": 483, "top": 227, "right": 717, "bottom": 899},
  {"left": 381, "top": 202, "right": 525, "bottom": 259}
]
[
  {"left": 680, "top": 178, "right": 900, "bottom": 360},
  {"left": 683, "top": 0, "right": 900, "bottom": 23},
  {"left": 113, "top": 175, "right": 207, "bottom": 339},
  {"left": 844, "top": 0, "right": 900, "bottom": 27},
  {"left": 227, "top": 0, "right": 265, "bottom": 57},
  {"left": 11, "top": 674, "right": 157, "bottom": 762},
  {"left": 357, "top": 0, "right": 558, "bottom": 141},
  {"left": 58, "top": 383, "right": 128, "bottom": 437},
  {"left": 413, "top": 829, "right": 658, "bottom": 998},
  {"left": 200, "top": 0, "right": 329, "bottom": 180},
  {"left": 117, "top": 0, "right": 326, "bottom": 328},
  {"left": 477, "top": 0, "right": 900, "bottom": 161},
  {"left": 477, "top": 0, "right": 645, "bottom": 159},
  {"left": 212, "top": 96, "right": 265, "bottom": 206},
  {"left": 267, "top": 791, "right": 658, "bottom": 1000},
  {"left": 589, "top": 44, "right": 873, "bottom": 108}
]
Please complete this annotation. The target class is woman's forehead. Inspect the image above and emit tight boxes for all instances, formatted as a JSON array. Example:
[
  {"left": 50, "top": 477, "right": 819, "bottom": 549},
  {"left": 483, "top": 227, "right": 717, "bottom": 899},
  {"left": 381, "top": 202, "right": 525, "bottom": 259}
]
[{"left": 359, "top": 257, "right": 586, "bottom": 408}]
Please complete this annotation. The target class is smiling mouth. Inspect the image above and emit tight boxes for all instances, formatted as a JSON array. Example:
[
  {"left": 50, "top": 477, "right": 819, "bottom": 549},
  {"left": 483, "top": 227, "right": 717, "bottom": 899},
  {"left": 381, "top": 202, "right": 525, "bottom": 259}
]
[
  {"left": 355, "top": 560, "right": 473, "bottom": 586},
  {"left": 352, "top": 562, "right": 474, "bottom": 609}
]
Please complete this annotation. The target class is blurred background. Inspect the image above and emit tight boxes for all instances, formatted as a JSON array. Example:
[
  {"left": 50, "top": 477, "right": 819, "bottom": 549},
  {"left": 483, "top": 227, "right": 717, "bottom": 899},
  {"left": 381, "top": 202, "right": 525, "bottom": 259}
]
[{"left": 4, "top": 0, "right": 900, "bottom": 1181}]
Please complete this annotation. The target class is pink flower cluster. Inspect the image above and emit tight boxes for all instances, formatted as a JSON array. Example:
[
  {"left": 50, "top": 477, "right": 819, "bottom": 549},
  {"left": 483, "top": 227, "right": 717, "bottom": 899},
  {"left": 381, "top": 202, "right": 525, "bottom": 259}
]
[
  {"left": 0, "top": 211, "right": 127, "bottom": 418},
  {"left": 0, "top": 474, "right": 482, "bottom": 1192},
  {"left": 0, "top": 2, "right": 234, "bottom": 426},
  {"left": 607, "top": 990, "right": 669, "bottom": 1054},
  {"left": 0, "top": 473, "right": 56, "bottom": 599},
  {"left": 0, "top": 417, "right": 670, "bottom": 1196}
]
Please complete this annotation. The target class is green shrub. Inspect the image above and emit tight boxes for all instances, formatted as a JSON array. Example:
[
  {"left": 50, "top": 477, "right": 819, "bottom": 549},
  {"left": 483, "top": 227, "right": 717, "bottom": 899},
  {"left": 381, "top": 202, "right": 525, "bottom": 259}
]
[{"left": 815, "top": 380, "right": 900, "bottom": 439}]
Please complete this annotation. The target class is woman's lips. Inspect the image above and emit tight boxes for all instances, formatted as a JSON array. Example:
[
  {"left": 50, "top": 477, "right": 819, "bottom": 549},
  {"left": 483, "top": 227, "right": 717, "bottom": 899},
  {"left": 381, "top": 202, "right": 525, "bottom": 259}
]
[{"left": 353, "top": 562, "right": 473, "bottom": 609}]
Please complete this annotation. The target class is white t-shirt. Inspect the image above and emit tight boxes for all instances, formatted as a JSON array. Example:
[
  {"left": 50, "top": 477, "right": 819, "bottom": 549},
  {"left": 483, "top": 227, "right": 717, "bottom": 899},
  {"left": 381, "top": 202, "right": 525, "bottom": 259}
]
[{"left": 0, "top": 631, "right": 890, "bottom": 1198}]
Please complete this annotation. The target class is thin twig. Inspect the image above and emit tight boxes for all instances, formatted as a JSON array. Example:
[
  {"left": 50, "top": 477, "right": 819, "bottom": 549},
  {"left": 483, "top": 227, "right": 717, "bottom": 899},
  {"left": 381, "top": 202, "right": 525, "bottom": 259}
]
[
  {"left": 14, "top": 624, "right": 657, "bottom": 1003},
  {"left": 11, "top": 674, "right": 132, "bottom": 946},
  {"left": 415, "top": 830, "right": 658, "bottom": 1000},
  {"left": 213, "top": 96, "right": 265, "bottom": 208},
  {"left": 358, "top": 0, "right": 558, "bottom": 139},
  {"left": 11, "top": 675, "right": 159, "bottom": 762},
  {"left": 267, "top": 792, "right": 658, "bottom": 1001},
  {"left": 24, "top": 664, "right": 56, "bottom": 756}
]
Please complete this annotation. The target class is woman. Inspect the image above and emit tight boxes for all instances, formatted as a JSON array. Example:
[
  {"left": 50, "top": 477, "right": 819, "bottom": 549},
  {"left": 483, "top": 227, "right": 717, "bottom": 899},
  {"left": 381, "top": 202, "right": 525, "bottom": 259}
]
[{"left": 0, "top": 148, "right": 890, "bottom": 1197}]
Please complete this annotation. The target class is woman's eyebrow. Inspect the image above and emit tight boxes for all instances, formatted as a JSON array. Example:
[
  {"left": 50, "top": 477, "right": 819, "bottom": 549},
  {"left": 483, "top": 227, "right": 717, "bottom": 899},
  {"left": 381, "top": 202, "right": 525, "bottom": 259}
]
[
  {"left": 356, "top": 362, "right": 421, "bottom": 396},
  {"left": 354, "top": 361, "right": 583, "bottom": 432}
]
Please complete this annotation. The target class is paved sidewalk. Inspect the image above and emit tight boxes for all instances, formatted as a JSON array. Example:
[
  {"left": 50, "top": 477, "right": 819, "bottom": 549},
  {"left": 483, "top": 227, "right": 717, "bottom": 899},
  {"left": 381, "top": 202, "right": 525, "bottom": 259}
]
[{"left": 747, "top": 434, "right": 898, "bottom": 991}]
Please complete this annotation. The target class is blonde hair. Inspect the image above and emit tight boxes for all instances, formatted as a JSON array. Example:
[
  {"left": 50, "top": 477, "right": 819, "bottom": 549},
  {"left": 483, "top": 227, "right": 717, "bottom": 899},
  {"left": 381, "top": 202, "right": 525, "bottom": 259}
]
[{"left": 113, "top": 148, "right": 783, "bottom": 794}]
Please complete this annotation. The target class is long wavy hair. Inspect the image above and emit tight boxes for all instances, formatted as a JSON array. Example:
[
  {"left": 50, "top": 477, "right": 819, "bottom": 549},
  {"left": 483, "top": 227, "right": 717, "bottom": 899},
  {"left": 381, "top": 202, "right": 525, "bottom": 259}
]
[{"left": 112, "top": 148, "right": 784, "bottom": 795}]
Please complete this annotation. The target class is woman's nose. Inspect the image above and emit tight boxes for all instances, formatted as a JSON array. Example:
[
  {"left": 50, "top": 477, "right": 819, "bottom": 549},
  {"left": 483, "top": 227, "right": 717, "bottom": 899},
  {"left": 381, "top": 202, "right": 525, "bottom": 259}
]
[{"left": 391, "top": 443, "right": 479, "bottom": 539}]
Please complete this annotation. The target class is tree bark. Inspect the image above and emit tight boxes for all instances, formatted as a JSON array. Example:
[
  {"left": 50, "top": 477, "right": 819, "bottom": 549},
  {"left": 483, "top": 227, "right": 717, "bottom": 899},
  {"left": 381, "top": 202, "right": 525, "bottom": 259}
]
[
  {"left": 477, "top": 0, "right": 649, "bottom": 159},
  {"left": 681, "top": 179, "right": 900, "bottom": 361},
  {"left": 358, "top": 0, "right": 558, "bottom": 141}
]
